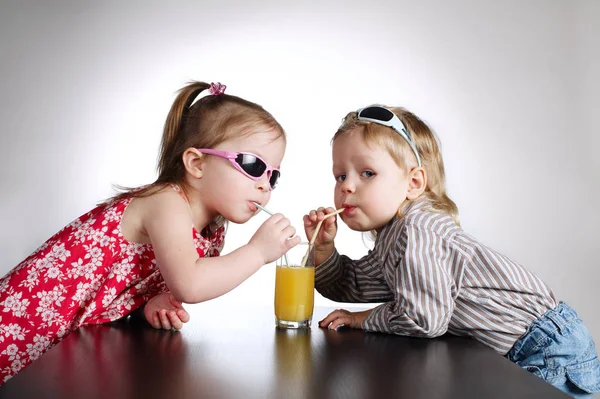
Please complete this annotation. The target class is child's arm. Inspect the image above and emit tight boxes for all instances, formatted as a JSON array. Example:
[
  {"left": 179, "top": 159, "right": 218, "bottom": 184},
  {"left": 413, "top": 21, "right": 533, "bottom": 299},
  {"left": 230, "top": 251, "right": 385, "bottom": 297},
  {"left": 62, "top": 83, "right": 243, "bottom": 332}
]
[
  {"left": 361, "top": 224, "right": 455, "bottom": 338},
  {"left": 315, "top": 249, "right": 394, "bottom": 303},
  {"left": 144, "top": 190, "right": 299, "bottom": 304}
]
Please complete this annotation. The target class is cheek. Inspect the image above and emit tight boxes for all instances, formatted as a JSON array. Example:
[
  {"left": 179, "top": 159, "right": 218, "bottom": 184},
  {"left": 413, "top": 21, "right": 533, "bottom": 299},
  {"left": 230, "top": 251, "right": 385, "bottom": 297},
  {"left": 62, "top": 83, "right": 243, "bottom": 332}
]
[
  {"left": 206, "top": 169, "right": 247, "bottom": 200},
  {"left": 363, "top": 183, "right": 399, "bottom": 214},
  {"left": 333, "top": 188, "right": 342, "bottom": 207}
]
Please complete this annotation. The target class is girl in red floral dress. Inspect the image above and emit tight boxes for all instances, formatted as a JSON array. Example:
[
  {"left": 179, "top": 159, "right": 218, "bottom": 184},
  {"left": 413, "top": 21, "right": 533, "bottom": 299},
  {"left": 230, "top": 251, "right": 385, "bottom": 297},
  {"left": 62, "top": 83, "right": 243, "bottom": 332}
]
[{"left": 0, "top": 81, "right": 299, "bottom": 384}]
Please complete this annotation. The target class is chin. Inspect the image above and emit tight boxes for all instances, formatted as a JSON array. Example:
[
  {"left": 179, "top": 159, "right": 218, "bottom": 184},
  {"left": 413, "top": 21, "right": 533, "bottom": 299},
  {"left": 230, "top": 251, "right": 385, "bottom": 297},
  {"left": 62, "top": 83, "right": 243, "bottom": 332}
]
[
  {"left": 341, "top": 218, "right": 366, "bottom": 232},
  {"left": 219, "top": 210, "right": 251, "bottom": 224},
  {"left": 343, "top": 216, "right": 385, "bottom": 233},
  {"left": 230, "top": 215, "right": 253, "bottom": 224}
]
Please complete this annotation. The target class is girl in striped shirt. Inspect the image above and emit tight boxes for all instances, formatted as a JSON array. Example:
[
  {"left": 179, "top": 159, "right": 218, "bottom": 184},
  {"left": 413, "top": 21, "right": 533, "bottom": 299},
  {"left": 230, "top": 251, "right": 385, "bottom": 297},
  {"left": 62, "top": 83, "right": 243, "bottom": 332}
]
[{"left": 303, "top": 105, "right": 599, "bottom": 397}]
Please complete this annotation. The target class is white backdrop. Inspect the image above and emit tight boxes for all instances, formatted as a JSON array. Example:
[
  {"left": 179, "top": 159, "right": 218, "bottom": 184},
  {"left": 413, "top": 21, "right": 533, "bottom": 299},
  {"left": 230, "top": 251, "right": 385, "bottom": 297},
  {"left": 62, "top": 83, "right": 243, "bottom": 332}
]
[{"left": 1, "top": 0, "right": 598, "bottom": 345}]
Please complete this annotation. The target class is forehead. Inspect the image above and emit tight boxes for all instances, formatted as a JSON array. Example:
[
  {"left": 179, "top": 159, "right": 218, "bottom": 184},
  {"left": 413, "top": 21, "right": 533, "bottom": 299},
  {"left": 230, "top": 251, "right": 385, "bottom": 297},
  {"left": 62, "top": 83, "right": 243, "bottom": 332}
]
[{"left": 332, "top": 132, "right": 386, "bottom": 163}]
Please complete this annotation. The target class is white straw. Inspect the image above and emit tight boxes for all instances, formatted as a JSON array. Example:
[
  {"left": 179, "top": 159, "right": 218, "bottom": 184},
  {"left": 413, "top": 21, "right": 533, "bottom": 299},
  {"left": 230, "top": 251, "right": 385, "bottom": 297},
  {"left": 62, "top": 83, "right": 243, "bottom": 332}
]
[
  {"left": 253, "top": 202, "right": 274, "bottom": 216},
  {"left": 252, "top": 202, "right": 288, "bottom": 265}
]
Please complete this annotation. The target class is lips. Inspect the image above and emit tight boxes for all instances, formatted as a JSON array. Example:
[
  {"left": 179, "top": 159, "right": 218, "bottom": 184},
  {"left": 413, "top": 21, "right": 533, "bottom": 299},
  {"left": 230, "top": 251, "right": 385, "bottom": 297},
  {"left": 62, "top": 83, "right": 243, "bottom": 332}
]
[{"left": 342, "top": 204, "right": 356, "bottom": 215}]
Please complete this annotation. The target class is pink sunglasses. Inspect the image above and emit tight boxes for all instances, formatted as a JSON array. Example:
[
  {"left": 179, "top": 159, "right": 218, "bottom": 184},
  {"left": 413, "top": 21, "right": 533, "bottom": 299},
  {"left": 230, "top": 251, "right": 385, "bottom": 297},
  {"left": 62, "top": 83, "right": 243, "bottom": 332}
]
[{"left": 197, "top": 149, "right": 281, "bottom": 189}]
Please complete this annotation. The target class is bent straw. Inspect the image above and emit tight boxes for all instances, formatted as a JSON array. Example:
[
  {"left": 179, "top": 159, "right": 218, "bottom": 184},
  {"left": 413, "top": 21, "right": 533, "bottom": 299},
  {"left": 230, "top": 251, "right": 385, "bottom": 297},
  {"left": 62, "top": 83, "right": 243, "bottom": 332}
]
[
  {"left": 300, "top": 208, "right": 345, "bottom": 267},
  {"left": 252, "top": 202, "right": 288, "bottom": 265}
]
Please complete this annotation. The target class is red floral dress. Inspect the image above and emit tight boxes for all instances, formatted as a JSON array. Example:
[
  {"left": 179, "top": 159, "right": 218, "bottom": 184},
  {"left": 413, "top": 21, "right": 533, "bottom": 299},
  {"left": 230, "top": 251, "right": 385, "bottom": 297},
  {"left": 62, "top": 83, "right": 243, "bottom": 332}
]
[{"left": 0, "top": 188, "right": 225, "bottom": 384}]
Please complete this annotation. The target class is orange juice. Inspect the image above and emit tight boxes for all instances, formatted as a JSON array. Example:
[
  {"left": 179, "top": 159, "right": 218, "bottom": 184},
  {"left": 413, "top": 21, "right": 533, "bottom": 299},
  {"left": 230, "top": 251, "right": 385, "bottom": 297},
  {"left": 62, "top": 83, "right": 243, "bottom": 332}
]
[{"left": 274, "top": 266, "right": 315, "bottom": 323}]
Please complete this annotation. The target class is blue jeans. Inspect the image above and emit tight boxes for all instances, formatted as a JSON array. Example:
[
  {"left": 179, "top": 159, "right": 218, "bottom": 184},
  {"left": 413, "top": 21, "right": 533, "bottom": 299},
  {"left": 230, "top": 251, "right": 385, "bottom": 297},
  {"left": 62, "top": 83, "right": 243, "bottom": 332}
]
[{"left": 505, "top": 302, "right": 600, "bottom": 398}]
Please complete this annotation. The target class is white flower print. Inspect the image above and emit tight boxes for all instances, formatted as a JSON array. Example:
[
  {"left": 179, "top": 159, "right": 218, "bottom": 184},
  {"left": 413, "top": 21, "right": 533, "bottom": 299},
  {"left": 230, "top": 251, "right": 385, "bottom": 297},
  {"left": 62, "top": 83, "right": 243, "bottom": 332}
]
[
  {"left": 105, "top": 307, "right": 123, "bottom": 321},
  {"left": 82, "top": 262, "right": 97, "bottom": 280},
  {"left": 122, "top": 242, "right": 145, "bottom": 258},
  {"left": 73, "top": 228, "right": 87, "bottom": 243},
  {"left": 134, "top": 279, "right": 149, "bottom": 295},
  {"left": 10, "top": 358, "right": 24, "bottom": 374},
  {"left": 18, "top": 268, "right": 39, "bottom": 291},
  {"left": 38, "top": 308, "right": 59, "bottom": 325},
  {"left": 89, "top": 278, "right": 102, "bottom": 293},
  {"left": 36, "top": 292, "right": 52, "bottom": 309},
  {"left": 72, "top": 282, "right": 93, "bottom": 307},
  {"left": 26, "top": 334, "right": 51, "bottom": 361},
  {"left": 50, "top": 285, "right": 66, "bottom": 307},
  {"left": 100, "top": 235, "right": 114, "bottom": 248},
  {"left": 1, "top": 290, "right": 30, "bottom": 317},
  {"left": 83, "top": 245, "right": 104, "bottom": 268},
  {"left": 86, "top": 246, "right": 103, "bottom": 261},
  {"left": 2, "top": 344, "right": 20, "bottom": 360},
  {"left": 51, "top": 243, "right": 71, "bottom": 262},
  {"left": 79, "top": 301, "right": 97, "bottom": 324},
  {"left": 102, "top": 208, "right": 119, "bottom": 225},
  {"left": 34, "top": 257, "right": 50, "bottom": 270},
  {"left": 76, "top": 221, "right": 95, "bottom": 243},
  {"left": 6, "top": 324, "right": 27, "bottom": 341},
  {"left": 56, "top": 324, "right": 69, "bottom": 338},
  {"left": 46, "top": 265, "right": 63, "bottom": 280},
  {"left": 90, "top": 229, "right": 105, "bottom": 244},
  {"left": 111, "top": 295, "right": 135, "bottom": 311},
  {"left": 69, "top": 258, "right": 97, "bottom": 280},
  {"left": 109, "top": 259, "right": 133, "bottom": 283},
  {"left": 102, "top": 287, "right": 117, "bottom": 308},
  {"left": 35, "top": 286, "right": 65, "bottom": 310}
]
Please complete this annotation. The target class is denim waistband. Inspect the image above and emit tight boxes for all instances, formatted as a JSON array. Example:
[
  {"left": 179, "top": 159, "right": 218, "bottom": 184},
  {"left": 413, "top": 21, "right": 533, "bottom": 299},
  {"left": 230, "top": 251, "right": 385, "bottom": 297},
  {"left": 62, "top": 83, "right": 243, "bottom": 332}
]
[{"left": 507, "top": 302, "right": 578, "bottom": 360}]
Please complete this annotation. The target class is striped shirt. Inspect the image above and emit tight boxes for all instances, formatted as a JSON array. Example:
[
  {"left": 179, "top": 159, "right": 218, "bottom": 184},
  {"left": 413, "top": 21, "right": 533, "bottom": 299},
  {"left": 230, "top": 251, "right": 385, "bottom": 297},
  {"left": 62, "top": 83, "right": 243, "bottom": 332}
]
[{"left": 315, "top": 197, "right": 557, "bottom": 354}]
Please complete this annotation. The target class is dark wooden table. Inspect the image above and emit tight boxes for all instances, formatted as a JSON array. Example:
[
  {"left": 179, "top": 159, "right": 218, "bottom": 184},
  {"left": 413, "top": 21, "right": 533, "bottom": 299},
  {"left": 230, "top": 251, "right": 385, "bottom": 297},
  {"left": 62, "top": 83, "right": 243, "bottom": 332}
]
[{"left": 0, "top": 302, "right": 569, "bottom": 398}]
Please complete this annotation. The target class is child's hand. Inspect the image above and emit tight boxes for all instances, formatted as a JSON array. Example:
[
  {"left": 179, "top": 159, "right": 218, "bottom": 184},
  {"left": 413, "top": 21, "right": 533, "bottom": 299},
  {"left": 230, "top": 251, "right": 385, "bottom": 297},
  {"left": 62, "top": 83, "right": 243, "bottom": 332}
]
[
  {"left": 248, "top": 213, "right": 301, "bottom": 264},
  {"left": 144, "top": 292, "right": 190, "bottom": 331},
  {"left": 319, "top": 308, "right": 373, "bottom": 330},
  {"left": 303, "top": 207, "right": 339, "bottom": 248}
]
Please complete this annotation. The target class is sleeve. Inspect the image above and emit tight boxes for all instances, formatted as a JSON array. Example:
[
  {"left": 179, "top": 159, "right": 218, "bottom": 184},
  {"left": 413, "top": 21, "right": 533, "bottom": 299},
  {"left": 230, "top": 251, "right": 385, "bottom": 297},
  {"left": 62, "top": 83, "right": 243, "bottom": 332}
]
[
  {"left": 314, "top": 248, "right": 395, "bottom": 303},
  {"left": 362, "top": 224, "right": 456, "bottom": 338}
]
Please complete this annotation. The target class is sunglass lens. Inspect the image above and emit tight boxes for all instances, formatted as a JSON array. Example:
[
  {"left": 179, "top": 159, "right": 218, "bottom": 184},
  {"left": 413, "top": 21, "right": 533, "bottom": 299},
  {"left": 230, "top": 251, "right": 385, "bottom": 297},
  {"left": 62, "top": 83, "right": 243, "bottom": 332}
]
[
  {"left": 269, "top": 170, "right": 280, "bottom": 189},
  {"left": 359, "top": 107, "right": 394, "bottom": 122},
  {"left": 236, "top": 154, "right": 266, "bottom": 177}
]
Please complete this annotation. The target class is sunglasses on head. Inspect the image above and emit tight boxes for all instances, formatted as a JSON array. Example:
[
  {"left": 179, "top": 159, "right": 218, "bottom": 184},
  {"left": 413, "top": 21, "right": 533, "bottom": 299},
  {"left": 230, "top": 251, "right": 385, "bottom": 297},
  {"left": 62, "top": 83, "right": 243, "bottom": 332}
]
[
  {"left": 356, "top": 106, "right": 422, "bottom": 167},
  {"left": 197, "top": 148, "right": 281, "bottom": 189}
]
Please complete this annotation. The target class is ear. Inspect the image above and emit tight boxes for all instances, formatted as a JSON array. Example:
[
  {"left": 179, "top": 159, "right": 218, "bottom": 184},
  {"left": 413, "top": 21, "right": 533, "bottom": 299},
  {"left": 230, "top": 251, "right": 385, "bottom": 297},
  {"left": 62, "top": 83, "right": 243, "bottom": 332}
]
[
  {"left": 182, "top": 148, "right": 206, "bottom": 179},
  {"left": 406, "top": 167, "right": 427, "bottom": 200}
]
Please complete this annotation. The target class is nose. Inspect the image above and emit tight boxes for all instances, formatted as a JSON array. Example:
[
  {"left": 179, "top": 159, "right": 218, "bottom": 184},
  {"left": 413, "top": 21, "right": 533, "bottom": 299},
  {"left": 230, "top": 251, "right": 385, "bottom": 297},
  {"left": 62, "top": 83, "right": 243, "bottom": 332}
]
[
  {"left": 255, "top": 173, "right": 271, "bottom": 192},
  {"left": 340, "top": 178, "right": 355, "bottom": 194}
]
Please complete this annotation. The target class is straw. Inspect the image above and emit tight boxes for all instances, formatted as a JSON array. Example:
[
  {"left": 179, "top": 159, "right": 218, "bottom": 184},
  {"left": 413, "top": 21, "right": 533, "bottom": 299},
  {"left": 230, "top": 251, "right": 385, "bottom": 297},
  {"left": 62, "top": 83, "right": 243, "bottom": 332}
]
[
  {"left": 300, "top": 208, "right": 345, "bottom": 267},
  {"left": 309, "top": 208, "right": 346, "bottom": 245},
  {"left": 252, "top": 202, "right": 288, "bottom": 265},
  {"left": 253, "top": 202, "right": 273, "bottom": 216}
]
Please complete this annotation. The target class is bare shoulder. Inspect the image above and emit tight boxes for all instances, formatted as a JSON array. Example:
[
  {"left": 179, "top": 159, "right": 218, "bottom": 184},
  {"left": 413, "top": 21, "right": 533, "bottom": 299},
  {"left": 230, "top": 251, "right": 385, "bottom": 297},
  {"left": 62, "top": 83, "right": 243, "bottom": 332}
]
[{"left": 122, "top": 186, "right": 190, "bottom": 244}]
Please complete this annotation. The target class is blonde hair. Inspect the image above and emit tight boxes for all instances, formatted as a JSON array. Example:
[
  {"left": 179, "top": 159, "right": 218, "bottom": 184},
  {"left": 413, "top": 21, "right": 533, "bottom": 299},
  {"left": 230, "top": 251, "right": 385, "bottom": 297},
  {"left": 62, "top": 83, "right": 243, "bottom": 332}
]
[
  {"left": 333, "top": 106, "right": 459, "bottom": 228},
  {"left": 104, "top": 81, "right": 285, "bottom": 228}
]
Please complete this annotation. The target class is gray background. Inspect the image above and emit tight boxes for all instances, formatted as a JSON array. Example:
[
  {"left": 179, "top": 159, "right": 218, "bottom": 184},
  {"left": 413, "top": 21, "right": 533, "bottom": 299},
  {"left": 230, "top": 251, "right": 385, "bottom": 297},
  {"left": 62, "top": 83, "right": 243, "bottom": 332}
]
[{"left": 1, "top": 0, "right": 598, "bottom": 347}]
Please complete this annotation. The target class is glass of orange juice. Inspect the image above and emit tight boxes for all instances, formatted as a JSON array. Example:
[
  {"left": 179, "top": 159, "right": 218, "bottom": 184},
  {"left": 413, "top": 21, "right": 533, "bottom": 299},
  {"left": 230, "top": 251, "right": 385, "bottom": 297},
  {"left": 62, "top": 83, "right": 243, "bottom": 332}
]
[{"left": 274, "top": 242, "right": 315, "bottom": 329}]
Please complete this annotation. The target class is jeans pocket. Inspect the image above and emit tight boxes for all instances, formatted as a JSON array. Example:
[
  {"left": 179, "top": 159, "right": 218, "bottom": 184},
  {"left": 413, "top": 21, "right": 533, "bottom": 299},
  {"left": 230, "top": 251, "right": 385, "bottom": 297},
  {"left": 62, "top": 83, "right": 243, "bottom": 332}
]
[{"left": 565, "top": 358, "right": 600, "bottom": 393}]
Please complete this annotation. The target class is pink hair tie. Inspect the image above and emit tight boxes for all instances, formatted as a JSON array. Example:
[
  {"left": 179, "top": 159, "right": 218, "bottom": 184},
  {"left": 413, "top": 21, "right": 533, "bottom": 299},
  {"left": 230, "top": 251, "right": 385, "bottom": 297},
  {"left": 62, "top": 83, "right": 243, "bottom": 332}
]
[{"left": 208, "top": 82, "right": 226, "bottom": 95}]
